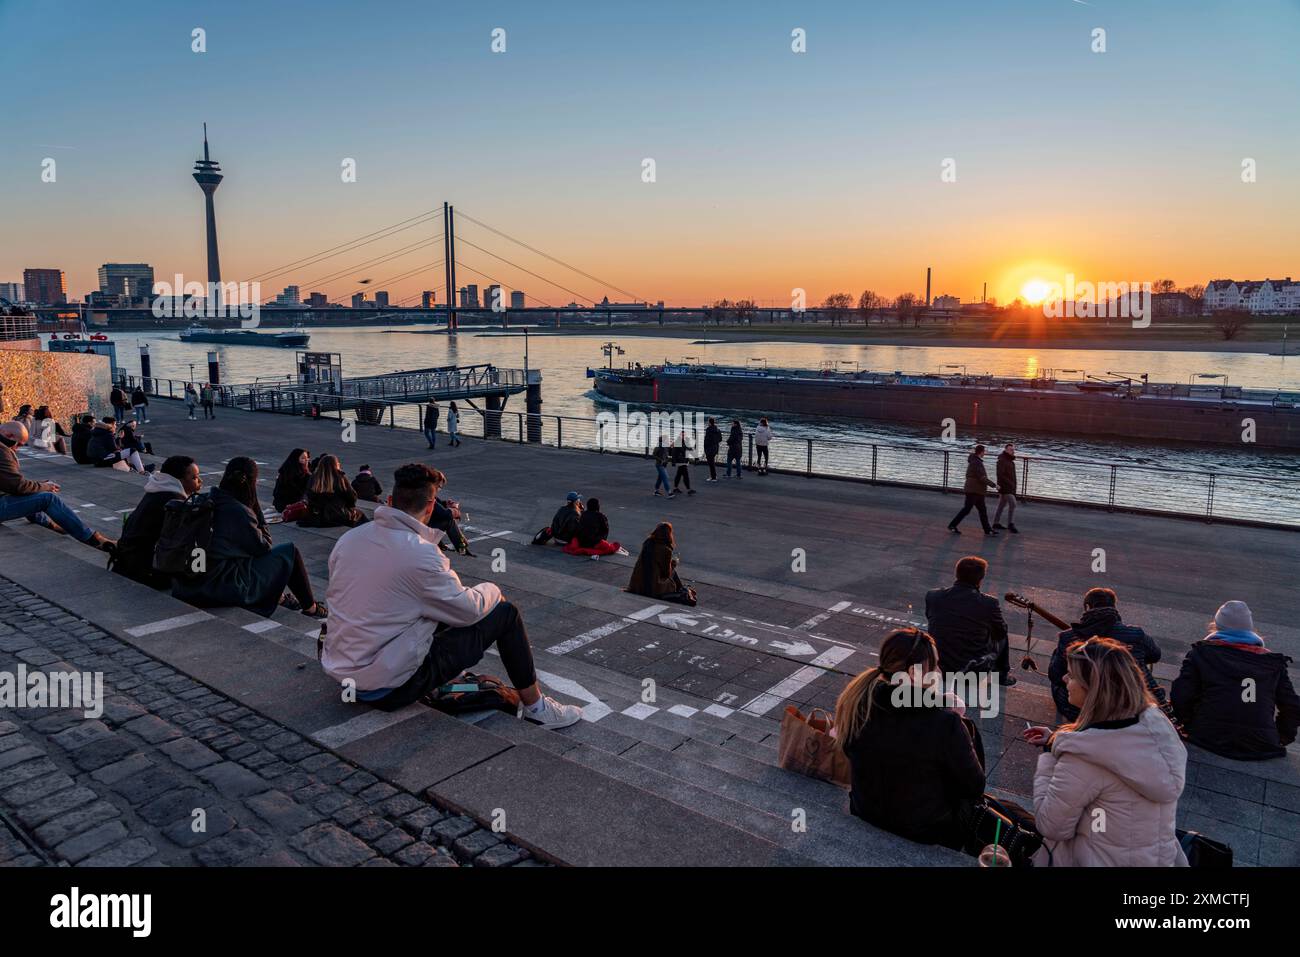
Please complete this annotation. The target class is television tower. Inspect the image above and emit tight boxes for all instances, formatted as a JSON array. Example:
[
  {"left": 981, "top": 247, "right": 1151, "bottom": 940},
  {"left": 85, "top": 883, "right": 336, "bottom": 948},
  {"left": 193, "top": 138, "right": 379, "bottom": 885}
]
[{"left": 192, "top": 123, "right": 224, "bottom": 300}]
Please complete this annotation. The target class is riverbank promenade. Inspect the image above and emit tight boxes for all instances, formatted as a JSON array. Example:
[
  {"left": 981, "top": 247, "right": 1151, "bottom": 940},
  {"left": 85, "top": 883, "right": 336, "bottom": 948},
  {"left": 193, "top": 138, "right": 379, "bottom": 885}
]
[{"left": 2, "top": 399, "right": 1297, "bottom": 867}]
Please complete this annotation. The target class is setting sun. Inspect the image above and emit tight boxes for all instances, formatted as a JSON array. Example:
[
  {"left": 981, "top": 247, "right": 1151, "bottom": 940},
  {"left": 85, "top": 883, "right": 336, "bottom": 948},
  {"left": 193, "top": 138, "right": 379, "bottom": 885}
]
[{"left": 1021, "top": 278, "right": 1052, "bottom": 305}]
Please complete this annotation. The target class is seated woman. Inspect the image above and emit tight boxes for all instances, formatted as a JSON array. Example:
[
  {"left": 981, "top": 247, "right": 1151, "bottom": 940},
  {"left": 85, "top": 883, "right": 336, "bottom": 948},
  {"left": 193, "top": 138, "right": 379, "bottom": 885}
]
[
  {"left": 172, "top": 457, "right": 326, "bottom": 619},
  {"left": 111, "top": 456, "right": 201, "bottom": 589},
  {"left": 29, "top": 406, "right": 70, "bottom": 455},
  {"left": 563, "top": 497, "right": 622, "bottom": 557},
  {"left": 118, "top": 422, "right": 153, "bottom": 458},
  {"left": 834, "top": 628, "right": 988, "bottom": 851},
  {"left": 1023, "top": 637, "right": 1188, "bottom": 866},
  {"left": 626, "top": 522, "right": 696, "bottom": 605},
  {"left": 271, "top": 448, "right": 311, "bottom": 513},
  {"left": 299, "top": 454, "right": 367, "bottom": 528}
]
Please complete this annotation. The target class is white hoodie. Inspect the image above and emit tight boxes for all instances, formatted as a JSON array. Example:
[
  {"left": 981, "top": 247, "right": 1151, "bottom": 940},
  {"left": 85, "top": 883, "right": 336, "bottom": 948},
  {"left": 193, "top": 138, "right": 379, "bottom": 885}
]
[
  {"left": 1032, "top": 706, "right": 1188, "bottom": 867},
  {"left": 323, "top": 505, "right": 501, "bottom": 691},
  {"left": 754, "top": 423, "right": 773, "bottom": 447}
]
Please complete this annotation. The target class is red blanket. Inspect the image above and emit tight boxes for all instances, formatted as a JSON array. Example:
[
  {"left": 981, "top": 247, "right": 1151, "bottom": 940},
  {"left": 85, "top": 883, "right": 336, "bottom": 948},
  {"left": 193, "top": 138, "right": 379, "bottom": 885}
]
[{"left": 563, "top": 538, "right": 620, "bottom": 557}]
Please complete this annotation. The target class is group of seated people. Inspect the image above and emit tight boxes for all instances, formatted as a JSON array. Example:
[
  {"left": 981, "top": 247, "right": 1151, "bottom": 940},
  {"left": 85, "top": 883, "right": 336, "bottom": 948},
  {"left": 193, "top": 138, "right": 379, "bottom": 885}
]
[{"left": 836, "top": 555, "right": 1299, "bottom": 865}]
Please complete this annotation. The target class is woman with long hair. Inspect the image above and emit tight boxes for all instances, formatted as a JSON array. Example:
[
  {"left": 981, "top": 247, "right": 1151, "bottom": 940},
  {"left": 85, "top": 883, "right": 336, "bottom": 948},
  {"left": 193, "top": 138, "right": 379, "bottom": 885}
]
[
  {"left": 29, "top": 405, "right": 70, "bottom": 455},
  {"left": 300, "top": 454, "right": 366, "bottom": 528},
  {"left": 272, "top": 447, "right": 311, "bottom": 512},
  {"left": 172, "top": 457, "right": 326, "bottom": 619},
  {"left": 835, "top": 628, "right": 985, "bottom": 849},
  {"left": 447, "top": 401, "right": 461, "bottom": 447},
  {"left": 1022, "top": 637, "right": 1187, "bottom": 866},
  {"left": 626, "top": 522, "right": 695, "bottom": 605}
]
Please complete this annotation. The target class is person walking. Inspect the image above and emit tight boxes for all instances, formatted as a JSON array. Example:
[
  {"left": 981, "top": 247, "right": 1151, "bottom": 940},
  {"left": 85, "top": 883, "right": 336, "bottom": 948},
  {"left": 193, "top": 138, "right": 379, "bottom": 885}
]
[
  {"left": 652, "top": 436, "right": 672, "bottom": 496},
  {"left": 423, "top": 399, "right": 440, "bottom": 449},
  {"left": 446, "top": 401, "right": 461, "bottom": 447},
  {"left": 948, "top": 444, "right": 998, "bottom": 536},
  {"left": 724, "top": 420, "right": 743, "bottom": 479},
  {"left": 991, "top": 443, "right": 1019, "bottom": 533},
  {"left": 671, "top": 431, "right": 696, "bottom": 495},
  {"left": 754, "top": 417, "right": 773, "bottom": 475},
  {"left": 184, "top": 383, "right": 199, "bottom": 420},
  {"left": 200, "top": 383, "right": 216, "bottom": 419},
  {"left": 130, "top": 386, "right": 149, "bottom": 424},
  {"left": 703, "top": 417, "right": 721, "bottom": 482},
  {"left": 110, "top": 384, "right": 128, "bottom": 423}
]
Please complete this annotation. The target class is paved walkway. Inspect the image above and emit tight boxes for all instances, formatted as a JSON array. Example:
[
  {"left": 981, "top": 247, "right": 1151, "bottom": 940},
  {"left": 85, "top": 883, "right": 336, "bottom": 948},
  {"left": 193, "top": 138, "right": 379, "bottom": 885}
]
[{"left": 1, "top": 398, "right": 1297, "bottom": 866}]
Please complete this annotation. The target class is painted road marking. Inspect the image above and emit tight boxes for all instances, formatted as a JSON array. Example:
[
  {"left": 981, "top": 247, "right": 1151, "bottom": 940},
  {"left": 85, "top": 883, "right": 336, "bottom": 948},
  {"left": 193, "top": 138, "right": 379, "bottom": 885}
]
[
  {"left": 739, "top": 646, "right": 856, "bottom": 717},
  {"left": 242, "top": 620, "right": 280, "bottom": 634},
  {"left": 311, "top": 704, "right": 425, "bottom": 748},
  {"left": 667, "top": 704, "right": 698, "bottom": 718},
  {"left": 546, "top": 604, "right": 668, "bottom": 656},
  {"left": 125, "top": 611, "right": 214, "bottom": 637},
  {"left": 846, "top": 604, "right": 925, "bottom": 628},
  {"left": 797, "top": 600, "right": 852, "bottom": 631},
  {"left": 622, "top": 702, "right": 659, "bottom": 720},
  {"left": 703, "top": 703, "right": 734, "bottom": 718},
  {"left": 466, "top": 530, "right": 512, "bottom": 544},
  {"left": 533, "top": 667, "right": 612, "bottom": 722}
]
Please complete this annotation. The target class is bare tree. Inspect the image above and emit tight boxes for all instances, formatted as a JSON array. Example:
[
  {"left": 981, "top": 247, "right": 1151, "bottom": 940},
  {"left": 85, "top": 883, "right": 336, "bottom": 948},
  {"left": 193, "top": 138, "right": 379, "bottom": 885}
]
[
  {"left": 709, "top": 299, "right": 734, "bottom": 325},
  {"left": 1152, "top": 278, "right": 1177, "bottom": 295},
  {"left": 1181, "top": 284, "right": 1205, "bottom": 314},
  {"left": 895, "top": 292, "right": 918, "bottom": 325},
  {"left": 858, "top": 289, "right": 884, "bottom": 325},
  {"left": 1212, "top": 307, "right": 1250, "bottom": 340},
  {"left": 734, "top": 299, "right": 757, "bottom": 325},
  {"left": 821, "top": 292, "right": 853, "bottom": 325}
]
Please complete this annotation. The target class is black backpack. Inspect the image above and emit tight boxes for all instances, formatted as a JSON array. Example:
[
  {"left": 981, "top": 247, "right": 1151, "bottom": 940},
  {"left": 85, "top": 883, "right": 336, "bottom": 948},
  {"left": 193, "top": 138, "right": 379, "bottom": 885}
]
[
  {"left": 153, "top": 493, "right": 216, "bottom": 580},
  {"left": 422, "top": 672, "right": 521, "bottom": 716}
]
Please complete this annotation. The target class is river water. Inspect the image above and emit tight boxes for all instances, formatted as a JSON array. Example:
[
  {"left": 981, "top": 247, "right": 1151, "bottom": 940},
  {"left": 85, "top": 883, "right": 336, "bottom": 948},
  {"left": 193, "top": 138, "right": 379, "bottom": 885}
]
[{"left": 115, "top": 325, "right": 1300, "bottom": 524}]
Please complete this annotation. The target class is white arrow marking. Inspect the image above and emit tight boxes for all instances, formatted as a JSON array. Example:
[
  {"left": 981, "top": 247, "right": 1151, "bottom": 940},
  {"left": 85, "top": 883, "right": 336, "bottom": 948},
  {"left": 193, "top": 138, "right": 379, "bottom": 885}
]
[
  {"left": 658, "top": 612, "right": 701, "bottom": 629},
  {"left": 740, "top": 646, "right": 856, "bottom": 716},
  {"left": 546, "top": 603, "right": 667, "bottom": 655},
  {"left": 769, "top": 639, "right": 818, "bottom": 657}
]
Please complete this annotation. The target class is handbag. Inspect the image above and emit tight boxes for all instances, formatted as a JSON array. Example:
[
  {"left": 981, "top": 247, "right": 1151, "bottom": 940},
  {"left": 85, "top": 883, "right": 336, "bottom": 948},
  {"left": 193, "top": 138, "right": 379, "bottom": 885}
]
[
  {"left": 960, "top": 796, "right": 1043, "bottom": 867},
  {"left": 777, "top": 706, "right": 851, "bottom": 788},
  {"left": 1177, "top": 828, "right": 1233, "bottom": 867},
  {"left": 281, "top": 501, "right": 307, "bottom": 523}
]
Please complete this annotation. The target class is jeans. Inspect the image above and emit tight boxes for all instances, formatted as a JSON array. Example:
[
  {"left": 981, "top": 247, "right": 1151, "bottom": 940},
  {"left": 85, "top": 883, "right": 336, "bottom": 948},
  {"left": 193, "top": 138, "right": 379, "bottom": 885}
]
[
  {"left": 132, "top": 404, "right": 148, "bottom": 422},
  {"left": 993, "top": 493, "right": 1017, "bottom": 525},
  {"left": 368, "top": 601, "right": 538, "bottom": 711},
  {"left": 0, "top": 491, "right": 95, "bottom": 541},
  {"left": 202, "top": 402, "right": 215, "bottom": 419},
  {"left": 725, "top": 453, "right": 742, "bottom": 477},
  {"left": 112, "top": 403, "right": 127, "bottom": 422},
  {"left": 448, "top": 429, "right": 460, "bottom": 446},
  {"left": 950, "top": 493, "right": 992, "bottom": 532},
  {"left": 654, "top": 464, "right": 670, "bottom": 492},
  {"left": 424, "top": 427, "right": 438, "bottom": 449}
]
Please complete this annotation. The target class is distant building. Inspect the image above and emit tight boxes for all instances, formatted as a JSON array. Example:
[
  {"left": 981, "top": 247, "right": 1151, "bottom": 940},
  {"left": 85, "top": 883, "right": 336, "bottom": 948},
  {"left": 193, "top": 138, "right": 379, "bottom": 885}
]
[
  {"left": 351, "top": 293, "right": 365, "bottom": 308},
  {"left": 484, "top": 284, "right": 501, "bottom": 311},
  {"left": 276, "top": 285, "right": 301, "bottom": 305},
  {"left": 0, "top": 281, "right": 23, "bottom": 304},
  {"left": 459, "top": 285, "right": 479, "bottom": 308},
  {"left": 1204, "top": 278, "right": 1300, "bottom": 315},
  {"left": 932, "top": 294, "right": 961, "bottom": 311},
  {"left": 597, "top": 296, "right": 664, "bottom": 311},
  {"left": 307, "top": 292, "right": 328, "bottom": 307},
  {"left": 97, "top": 263, "right": 154, "bottom": 302},
  {"left": 1152, "top": 292, "right": 1196, "bottom": 318},
  {"left": 421, "top": 290, "right": 436, "bottom": 308},
  {"left": 510, "top": 290, "right": 525, "bottom": 309},
  {"left": 374, "top": 291, "right": 389, "bottom": 308},
  {"left": 24, "top": 268, "right": 66, "bottom": 305}
]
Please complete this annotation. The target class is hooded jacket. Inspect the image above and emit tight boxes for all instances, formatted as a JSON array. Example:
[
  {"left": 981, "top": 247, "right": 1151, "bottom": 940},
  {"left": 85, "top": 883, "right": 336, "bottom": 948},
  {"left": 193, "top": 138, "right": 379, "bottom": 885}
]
[
  {"left": 113, "top": 472, "right": 187, "bottom": 587},
  {"left": 726, "top": 425, "right": 743, "bottom": 457},
  {"left": 70, "top": 422, "right": 95, "bottom": 463},
  {"left": 86, "top": 424, "right": 121, "bottom": 465},
  {"left": 703, "top": 423, "right": 722, "bottom": 457},
  {"left": 995, "top": 451, "right": 1016, "bottom": 494},
  {"left": 754, "top": 423, "right": 773, "bottom": 447},
  {"left": 1032, "top": 707, "right": 1188, "bottom": 867},
  {"left": 962, "top": 453, "right": 996, "bottom": 495},
  {"left": 1049, "top": 607, "right": 1163, "bottom": 719},
  {"left": 1171, "top": 639, "right": 1300, "bottom": 760},
  {"left": 323, "top": 505, "right": 501, "bottom": 691},
  {"left": 550, "top": 502, "right": 582, "bottom": 542},
  {"left": 352, "top": 470, "right": 382, "bottom": 502}
]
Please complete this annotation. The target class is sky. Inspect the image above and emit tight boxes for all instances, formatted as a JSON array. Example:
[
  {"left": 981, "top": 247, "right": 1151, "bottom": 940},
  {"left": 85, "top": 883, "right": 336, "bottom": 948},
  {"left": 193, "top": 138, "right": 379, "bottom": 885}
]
[{"left": 2, "top": 0, "right": 1298, "bottom": 307}]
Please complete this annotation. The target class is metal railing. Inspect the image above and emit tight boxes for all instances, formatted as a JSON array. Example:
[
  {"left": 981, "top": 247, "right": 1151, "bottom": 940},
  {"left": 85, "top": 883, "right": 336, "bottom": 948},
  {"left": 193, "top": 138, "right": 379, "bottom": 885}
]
[
  {"left": 131, "top": 384, "right": 1300, "bottom": 530},
  {"left": 0, "top": 315, "right": 38, "bottom": 341}
]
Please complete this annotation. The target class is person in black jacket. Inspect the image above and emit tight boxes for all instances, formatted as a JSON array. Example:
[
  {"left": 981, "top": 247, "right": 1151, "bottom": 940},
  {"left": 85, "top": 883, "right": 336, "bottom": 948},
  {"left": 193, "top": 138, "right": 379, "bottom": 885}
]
[
  {"left": 724, "top": 420, "right": 743, "bottom": 479},
  {"left": 130, "top": 387, "right": 149, "bottom": 424},
  {"left": 703, "top": 417, "right": 722, "bottom": 482},
  {"left": 1171, "top": 601, "right": 1300, "bottom": 760},
  {"left": 70, "top": 415, "right": 96, "bottom": 464},
  {"left": 110, "top": 385, "right": 128, "bottom": 423},
  {"left": 423, "top": 400, "right": 440, "bottom": 449},
  {"left": 549, "top": 492, "right": 583, "bottom": 543},
  {"left": 948, "top": 444, "right": 998, "bottom": 535},
  {"left": 172, "top": 457, "right": 325, "bottom": 619},
  {"left": 925, "top": 556, "right": 1013, "bottom": 686},
  {"left": 352, "top": 465, "right": 382, "bottom": 503},
  {"left": 670, "top": 432, "right": 695, "bottom": 495},
  {"left": 835, "top": 628, "right": 987, "bottom": 849},
  {"left": 272, "top": 448, "right": 311, "bottom": 512},
  {"left": 300, "top": 454, "right": 367, "bottom": 528},
  {"left": 1048, "top": 588, "right": 1163, "bottom": 721},
  {"left": 111, "top": 456, "right": 202, "bottom": 588},
  {"left": 991, "top": 443, "right": 1019, "bottom": 533},
  {"left": 87, "top": 419, "right": 145, "bottom": 472}
]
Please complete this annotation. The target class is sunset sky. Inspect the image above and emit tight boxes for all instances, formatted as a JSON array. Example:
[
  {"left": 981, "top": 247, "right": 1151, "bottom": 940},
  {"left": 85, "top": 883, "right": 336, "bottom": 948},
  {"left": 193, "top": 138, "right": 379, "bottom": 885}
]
[{"left": 2, "top": 0, "right": 1298, "bottom": 307}]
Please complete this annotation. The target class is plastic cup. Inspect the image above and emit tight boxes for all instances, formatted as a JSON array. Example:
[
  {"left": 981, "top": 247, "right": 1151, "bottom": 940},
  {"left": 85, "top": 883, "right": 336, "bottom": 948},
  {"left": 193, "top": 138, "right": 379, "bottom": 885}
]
[{"left": 979, "top": 844, "right": 1012, "bottom": 868}]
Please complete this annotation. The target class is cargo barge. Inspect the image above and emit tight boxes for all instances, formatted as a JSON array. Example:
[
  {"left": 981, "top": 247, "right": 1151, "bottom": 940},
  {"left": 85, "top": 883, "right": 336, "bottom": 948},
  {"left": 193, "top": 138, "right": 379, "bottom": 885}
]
[
  {"left": 590, "top": 364, "right": 1300, "bottom": 449},
  {"left": 179, "top": 325, "right": 310, "bottom": 348}
]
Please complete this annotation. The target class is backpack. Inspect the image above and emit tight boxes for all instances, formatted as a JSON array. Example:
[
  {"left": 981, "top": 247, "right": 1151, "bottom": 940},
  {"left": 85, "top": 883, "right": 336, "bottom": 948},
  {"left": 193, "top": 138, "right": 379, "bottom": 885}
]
[
  {"left": 1177, "top": 829, "right": 1233, "bottom": 867},
  {"left": 153, "top": 493, "right": 216, "bottom": 580},
  {"left": 422, "top": 672, "right": 520, "bottom": 716}
]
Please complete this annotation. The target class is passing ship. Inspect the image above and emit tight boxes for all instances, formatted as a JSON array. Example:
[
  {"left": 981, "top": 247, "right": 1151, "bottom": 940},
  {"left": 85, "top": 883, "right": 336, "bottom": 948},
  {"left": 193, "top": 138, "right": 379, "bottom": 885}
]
[
  {"left": 178, "top": 325, "right": 310, "bottom": 348},
  {"left": 590, "top": 363, "right": 1300, "bottom": 449}
]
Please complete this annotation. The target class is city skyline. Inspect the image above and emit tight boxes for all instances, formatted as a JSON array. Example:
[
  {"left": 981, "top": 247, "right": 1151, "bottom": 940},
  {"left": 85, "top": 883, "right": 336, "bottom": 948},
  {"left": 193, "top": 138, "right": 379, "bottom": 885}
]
[{"left": 2, "top": 0, "right": 1298, "bottom": 308}]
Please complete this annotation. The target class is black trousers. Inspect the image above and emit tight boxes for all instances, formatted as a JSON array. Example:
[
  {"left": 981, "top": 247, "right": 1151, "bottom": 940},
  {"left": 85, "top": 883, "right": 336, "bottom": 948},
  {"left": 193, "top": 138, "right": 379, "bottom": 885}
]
[
  {"left": 705, "top": 453, "right": 717, "bottom": 480},
  {"left": 756, "top": 446, "right": 769, "bottom": 470},
  {"left": 674, "top": 464, "right": 691, "bottom": 490},
  {"left": 950, "top": 493, "right": 991, "bottom": 532},
  {"left": 286, "top": 545, "right": 315, "bottom": 607},
  {"left": 372, "top": 601, "right": 538, "bottom": 711}
]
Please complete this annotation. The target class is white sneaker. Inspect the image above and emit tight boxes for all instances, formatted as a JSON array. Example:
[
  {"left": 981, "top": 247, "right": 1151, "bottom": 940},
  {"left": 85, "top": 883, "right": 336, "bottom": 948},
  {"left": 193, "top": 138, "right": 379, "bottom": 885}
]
[
  {"left": 523, "top": 695, "right": 583, "bottom": 729},
  {"left": 589, "top": 554, "right": 600, "bottom": 561}
]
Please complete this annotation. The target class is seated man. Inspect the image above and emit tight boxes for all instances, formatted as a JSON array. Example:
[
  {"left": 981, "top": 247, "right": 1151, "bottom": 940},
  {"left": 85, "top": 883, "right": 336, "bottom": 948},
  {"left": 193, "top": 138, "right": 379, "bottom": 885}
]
[
  {"left": 86, "top": 418, "right": 145, "bottom": 473},
  {"left": 563, "top": 497, "right": 622, "bottom": 557},
  {"left": 70, "top": 414, "right": 96, "bottom": 464},
  {"left": 323, "top": 463, "right": 581, "bottom": 727},
  {"left": 925, "top": 556, "right": 1013, "bottom": 686},
  {"left": 1048, "top": 587, "right": 1164, "bottom": 721},
  {"left": 111, "top": 456, "right": 202, "bottom": 589},
  {"left": 548, "top": 491, "right": 583, "bottom": 544},
  {"left": 352, "top": 464, "right": 383, "bottom": 503},
  {"left": 0, "top": 422, "right": 116, "bottom": 554},
  {"left": 1172, "top": 601, "right": 1299, "bottom": 760}
]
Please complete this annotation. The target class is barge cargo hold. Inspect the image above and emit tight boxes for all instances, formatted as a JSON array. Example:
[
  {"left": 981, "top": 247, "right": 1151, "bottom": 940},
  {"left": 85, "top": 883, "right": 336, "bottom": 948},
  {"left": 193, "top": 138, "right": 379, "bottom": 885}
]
[{"left": 590, "top": 364, "right": 1300, "bottom": 449}]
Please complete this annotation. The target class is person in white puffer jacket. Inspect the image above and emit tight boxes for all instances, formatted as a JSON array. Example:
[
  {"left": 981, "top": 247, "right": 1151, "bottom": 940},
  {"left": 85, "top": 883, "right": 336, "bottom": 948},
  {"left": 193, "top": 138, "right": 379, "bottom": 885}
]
[{"left": 1023, "top": 636, "right": 1188, "bottom": 867}]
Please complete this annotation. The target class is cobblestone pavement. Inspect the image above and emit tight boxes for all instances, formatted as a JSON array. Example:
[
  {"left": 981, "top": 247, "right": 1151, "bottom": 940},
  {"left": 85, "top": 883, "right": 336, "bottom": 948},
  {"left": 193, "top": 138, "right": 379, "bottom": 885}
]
[{"left": 0, "top": 577, "right": 540, "bottom": 868}]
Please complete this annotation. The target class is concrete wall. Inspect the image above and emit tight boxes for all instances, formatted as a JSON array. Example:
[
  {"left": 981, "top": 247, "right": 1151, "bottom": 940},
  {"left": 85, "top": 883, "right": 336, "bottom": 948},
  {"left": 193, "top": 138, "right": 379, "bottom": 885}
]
[{"left": 0, "top": 346, "right": 112, "bottom": 421}]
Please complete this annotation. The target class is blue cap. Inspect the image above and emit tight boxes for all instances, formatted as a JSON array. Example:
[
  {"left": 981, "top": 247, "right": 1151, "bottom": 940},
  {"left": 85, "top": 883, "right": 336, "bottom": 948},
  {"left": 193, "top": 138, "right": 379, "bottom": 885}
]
[{"left": 566, "top": 491, "right": 581, "bottom": 502}]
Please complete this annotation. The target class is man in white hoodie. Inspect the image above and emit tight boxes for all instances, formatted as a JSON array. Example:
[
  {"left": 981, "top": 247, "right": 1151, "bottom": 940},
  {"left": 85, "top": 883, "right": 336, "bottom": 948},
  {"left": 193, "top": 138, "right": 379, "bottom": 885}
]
[{"left": 323, "top": 463, "right": 581, "bottom": 727}]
